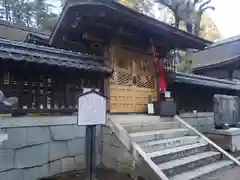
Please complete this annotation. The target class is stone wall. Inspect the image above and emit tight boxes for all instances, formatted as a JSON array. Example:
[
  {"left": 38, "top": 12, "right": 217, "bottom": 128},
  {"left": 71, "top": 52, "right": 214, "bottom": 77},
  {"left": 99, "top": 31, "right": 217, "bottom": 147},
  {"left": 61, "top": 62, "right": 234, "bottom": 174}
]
[
  {"left": 180, "top": 112, "right": 214, "bottom": 132},
  {"left": 101, "top": 126, "right": 134, "bottom": 174},
  {"left": 0, "top": 116, "right": 101, "bottom": 180}
]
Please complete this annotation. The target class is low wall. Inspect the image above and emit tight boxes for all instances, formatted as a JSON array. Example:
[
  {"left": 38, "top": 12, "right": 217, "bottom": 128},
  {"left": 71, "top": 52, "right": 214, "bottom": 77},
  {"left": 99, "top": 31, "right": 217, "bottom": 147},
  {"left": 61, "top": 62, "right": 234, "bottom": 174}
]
[
  {"left": 180, "top": 112, "right": 214, "bottom": 132},
  {"left": 0, "top": 113, "right": 215, "bottom": 179},
  {"left": 0, "top": 116, "right": 101, "bottom": 180}
]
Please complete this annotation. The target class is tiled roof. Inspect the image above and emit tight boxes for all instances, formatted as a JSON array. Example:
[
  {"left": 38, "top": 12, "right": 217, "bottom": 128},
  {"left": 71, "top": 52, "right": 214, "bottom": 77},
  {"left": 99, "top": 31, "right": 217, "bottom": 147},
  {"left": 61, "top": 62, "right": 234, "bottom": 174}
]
[
  {"left": 191, "top": 36, "right": 240, "bottom": 70},
  {"left": 169, "top": 72, "right": 240, "bottom": 90},
  {"left": 0, "top": 38, "right": 112, "bottom": 74},
  {"left": 50, "top": 0, "right": 211, "bottom": 50}
]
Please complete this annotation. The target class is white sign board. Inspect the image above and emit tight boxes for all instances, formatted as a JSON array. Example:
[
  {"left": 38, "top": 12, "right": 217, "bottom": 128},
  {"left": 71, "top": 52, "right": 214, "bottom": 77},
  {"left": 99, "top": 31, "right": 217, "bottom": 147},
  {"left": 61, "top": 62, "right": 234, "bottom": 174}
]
[
  {"left": 147, "top": 103, "right": 154, "bottom": 114},
  {"left": 78, "top": 91, "right": 107, "bottom": 126},
  {"left": 164, "top": 91, "right": 171, "bottom": 98}
]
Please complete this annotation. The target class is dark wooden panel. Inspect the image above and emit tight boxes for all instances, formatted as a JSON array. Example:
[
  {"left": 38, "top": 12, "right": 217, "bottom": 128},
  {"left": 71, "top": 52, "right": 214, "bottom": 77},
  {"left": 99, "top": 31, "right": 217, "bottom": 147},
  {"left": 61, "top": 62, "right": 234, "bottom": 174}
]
[{"left": 0, "top": 65, "right": 102, "bottom": 116}]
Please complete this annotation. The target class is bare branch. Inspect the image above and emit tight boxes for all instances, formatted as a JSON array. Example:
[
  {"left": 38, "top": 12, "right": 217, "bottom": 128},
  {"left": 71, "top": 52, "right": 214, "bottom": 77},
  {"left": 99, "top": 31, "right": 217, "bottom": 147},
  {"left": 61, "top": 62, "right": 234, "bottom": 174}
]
[
  {"left": 199, "top": 0, "right": 211, "bottom": 11},
  {"left": 200, "top": 6, "right": 215, "bottom": 12}
]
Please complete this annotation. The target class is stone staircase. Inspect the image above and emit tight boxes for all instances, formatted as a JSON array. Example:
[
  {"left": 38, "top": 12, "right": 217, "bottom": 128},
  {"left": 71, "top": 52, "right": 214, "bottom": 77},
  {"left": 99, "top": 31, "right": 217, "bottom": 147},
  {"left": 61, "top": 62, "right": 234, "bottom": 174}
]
[{"left": 108, "top": 115, "right": 240, "bottom": 180}]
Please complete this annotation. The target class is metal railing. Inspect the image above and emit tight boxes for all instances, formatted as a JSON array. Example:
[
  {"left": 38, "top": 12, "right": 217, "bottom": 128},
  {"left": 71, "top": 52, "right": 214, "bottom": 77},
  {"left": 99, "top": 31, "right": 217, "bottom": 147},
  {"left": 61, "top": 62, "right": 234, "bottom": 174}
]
[{"left": 174, "top": 115, "right": 240, "bottom": 166}]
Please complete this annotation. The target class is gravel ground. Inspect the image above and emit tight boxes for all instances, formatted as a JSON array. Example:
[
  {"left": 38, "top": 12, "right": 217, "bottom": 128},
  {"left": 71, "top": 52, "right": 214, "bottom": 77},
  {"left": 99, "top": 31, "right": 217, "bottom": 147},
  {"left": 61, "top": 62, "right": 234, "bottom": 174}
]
[
  {"left": 40, "top": 166, "right": 240, "bottom": 180},
  {"left": 40, "top": 168, "right": 133, "bottom": 180}
]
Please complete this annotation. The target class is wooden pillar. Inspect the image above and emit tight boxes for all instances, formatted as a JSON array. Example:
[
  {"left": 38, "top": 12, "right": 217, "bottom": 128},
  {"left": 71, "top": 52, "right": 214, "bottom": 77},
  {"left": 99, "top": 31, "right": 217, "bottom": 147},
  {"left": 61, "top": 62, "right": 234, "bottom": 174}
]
[{"left": 228, "top": 69, "right": 234, "bottom": 81}]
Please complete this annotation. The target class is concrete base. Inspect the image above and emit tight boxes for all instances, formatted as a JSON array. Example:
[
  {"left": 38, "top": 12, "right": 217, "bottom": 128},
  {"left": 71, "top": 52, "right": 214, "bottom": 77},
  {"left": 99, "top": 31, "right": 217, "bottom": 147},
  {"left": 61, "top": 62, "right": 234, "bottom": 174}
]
[{"left": 205, "top": 128, "right": 240, "bottom": 152}]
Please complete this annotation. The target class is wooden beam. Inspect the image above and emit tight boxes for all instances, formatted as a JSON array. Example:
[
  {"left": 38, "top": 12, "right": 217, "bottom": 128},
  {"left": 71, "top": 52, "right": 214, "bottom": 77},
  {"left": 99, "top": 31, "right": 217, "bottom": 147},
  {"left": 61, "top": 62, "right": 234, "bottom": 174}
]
[
  {"left": 82, "top": 32, "right": 106, "bottom": 43},
  {"left": 61, "top": 36, "right": 87, "bottom": 52}
]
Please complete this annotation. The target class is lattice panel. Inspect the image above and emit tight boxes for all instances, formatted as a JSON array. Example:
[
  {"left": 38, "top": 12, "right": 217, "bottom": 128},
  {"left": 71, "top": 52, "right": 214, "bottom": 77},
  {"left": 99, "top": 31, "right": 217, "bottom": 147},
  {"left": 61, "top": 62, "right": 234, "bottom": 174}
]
[
  {"left": 110, "top": 71, "right": 133, "bottom": 86},
  {"left": 110, "top": 71, "right": 118, "bottom": 85},
  {"left": 136, "top": 75, "right": 155, "bottom": 89}
]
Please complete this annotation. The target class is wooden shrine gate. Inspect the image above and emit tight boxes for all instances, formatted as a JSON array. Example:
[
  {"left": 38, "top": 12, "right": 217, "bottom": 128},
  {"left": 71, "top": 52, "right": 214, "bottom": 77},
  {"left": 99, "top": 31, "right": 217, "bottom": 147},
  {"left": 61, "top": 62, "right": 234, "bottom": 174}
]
[{"left": 109, "top": 46, "right": 157, "bottom": 113}]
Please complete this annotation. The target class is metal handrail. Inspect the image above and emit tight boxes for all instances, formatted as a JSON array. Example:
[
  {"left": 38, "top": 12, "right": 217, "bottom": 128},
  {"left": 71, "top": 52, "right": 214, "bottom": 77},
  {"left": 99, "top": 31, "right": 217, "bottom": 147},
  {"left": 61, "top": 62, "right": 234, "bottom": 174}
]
[
  {"left": 174, "top": 115, "right": 240, "bottom": 166},
  {"left": 132, "top": 142, "right": 169, "bottom": 180}
]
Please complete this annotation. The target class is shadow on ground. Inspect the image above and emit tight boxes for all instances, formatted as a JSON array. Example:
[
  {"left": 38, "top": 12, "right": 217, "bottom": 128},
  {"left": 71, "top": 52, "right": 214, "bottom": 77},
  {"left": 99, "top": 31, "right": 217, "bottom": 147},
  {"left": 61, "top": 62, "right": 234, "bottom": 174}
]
[{"left": 40, "top": 167, "right": 133, "bottom": 180}]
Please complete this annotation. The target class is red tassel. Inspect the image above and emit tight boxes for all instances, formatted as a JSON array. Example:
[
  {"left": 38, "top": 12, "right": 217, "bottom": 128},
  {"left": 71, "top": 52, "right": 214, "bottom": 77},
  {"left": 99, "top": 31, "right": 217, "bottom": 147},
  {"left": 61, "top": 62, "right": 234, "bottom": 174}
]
[{"left": 157, "top": 62, "right": 167, "bottom": 92}]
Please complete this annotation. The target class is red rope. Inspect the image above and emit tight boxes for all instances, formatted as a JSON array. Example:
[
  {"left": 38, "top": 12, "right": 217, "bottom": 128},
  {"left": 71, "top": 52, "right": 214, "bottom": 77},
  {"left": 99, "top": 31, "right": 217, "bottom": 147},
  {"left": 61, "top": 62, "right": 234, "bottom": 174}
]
[{"left": 150, "top": 39, "right": 167, "bottom": 93}]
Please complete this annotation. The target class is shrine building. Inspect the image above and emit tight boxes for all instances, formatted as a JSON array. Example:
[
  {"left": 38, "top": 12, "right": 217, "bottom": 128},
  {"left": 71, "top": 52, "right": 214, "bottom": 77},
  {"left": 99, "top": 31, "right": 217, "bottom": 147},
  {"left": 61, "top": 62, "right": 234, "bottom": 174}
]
[{"left": 49, "top": 0, "right": 214, "bottom": 113}]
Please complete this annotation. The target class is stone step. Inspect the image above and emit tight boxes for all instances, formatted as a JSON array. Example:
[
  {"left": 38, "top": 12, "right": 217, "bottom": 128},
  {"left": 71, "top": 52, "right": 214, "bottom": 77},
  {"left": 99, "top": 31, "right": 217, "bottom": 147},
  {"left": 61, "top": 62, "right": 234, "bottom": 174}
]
[
  {"left": 129, "top": 128, "right": 191, "bottom": 143},
  {"left": 159, "top": 151, "right": 221, "bottom": 177},
  {"left": 0, "top": 130, "right": 7, "bottom": 145},
  {"left": 123, "top": 121, "right": 180, "bottom": 133},
  {"left": 170, "top": 160, "right": 234, "bottom": 180},
  {"left": 139, "top": 136, "right": 202, "bottom": 153},
  {"left": 112, "top": 115, "right": 173, "bottom": 126},
  {"left": 148, "top": 142, "right": 209, "bottom": 164}
]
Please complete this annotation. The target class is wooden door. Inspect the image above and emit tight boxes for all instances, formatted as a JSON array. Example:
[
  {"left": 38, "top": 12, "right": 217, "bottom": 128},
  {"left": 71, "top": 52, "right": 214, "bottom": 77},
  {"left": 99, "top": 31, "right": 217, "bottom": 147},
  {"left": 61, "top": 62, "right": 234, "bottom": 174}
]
[{"left": 110, "top": 47, "right": 157, "bottom": 113}]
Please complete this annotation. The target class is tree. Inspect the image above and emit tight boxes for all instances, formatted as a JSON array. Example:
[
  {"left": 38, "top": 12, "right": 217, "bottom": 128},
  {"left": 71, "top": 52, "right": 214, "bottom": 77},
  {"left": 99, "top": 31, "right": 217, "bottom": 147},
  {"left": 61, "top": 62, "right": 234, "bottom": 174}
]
[
  {"left": 0, "top": 0, "right": 59, "bottom": 31},
  {"left": 199, "top": 13, "right": 221, "bottom": 41},
  {"left": 33, "top": 0, "right": 58, "bottom": 30},
  {"left": 156, "top": 0, "right": 215, "bottom": 36},
  {"left": 38, "top": 12, "right": 58, "bottom": 31},
  {"left": 176, "top": 55, "right": 193, "bottom": 73},
  {"left": 155, "top": 0, "right": 182, "bottom": 28},
  {"left": 192, "top": 0, "right": 215, "bottom": 36},
  {"left": 118, "top": 0, "right": 155, "bottom": 18}
]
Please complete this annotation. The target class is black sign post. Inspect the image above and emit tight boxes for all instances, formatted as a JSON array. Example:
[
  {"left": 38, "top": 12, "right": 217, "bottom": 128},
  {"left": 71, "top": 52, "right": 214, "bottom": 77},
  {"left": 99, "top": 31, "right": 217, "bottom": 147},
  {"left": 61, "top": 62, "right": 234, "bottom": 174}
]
[
  {"left": 85, "top": 125, "right": 97, "bottom": 180},
  {"left": 77, "top": 89, "right": 107, "bottom": 180}
]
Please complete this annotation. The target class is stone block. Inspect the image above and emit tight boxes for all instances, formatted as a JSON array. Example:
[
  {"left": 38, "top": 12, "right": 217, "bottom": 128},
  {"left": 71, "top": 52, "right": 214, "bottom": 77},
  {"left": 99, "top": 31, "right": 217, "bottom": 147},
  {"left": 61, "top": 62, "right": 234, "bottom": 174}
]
[
  {"left": 95, "top": 125, "right": 102, "bottom": 136},
  {"left": 15, "top": 143, "right": 49, "bottom": 168},
  {"left": 26, "top": 127, "right": 51, "bottom": 146},
  {"left": 61, "top": 157, "right": 75, "bottom": 172},
  {"left": 102, "top": 156, "right": 118, "bottom": 170},
  {"left": 4, "top": 127, "right": 27, "bottom": 149},
  {"left": 96, "top": 153, "right": 101, "bottom": 166},
  {"left": 0, "top": 169, "right": 24, "bottom": 180},
  {"left": 117, "top": 162, "right": 133, "bottom": 173},
  {"left": 231, "top": 135, "right": 240, "bottom": 152},
  {"left": 102, "top": 143, "right": 133, "bottom": 166},
  {"left": 50, "top": 125, "right": 85, "bottom": 141},
  {"left": 74, "top": 154, "right": 85, "bottom": 170},
  {"left": 102, "top": 133, "right": 121, "bottom": 147},
  {"left": 49, "top": 160, "right": 61, "bottom": 176},
  {"left": 103, "top": 126, "right": 113, "bottom": 135},
  {"left": 49, "top": 142, "right": 67, "bottom": 161},
  {"left": 103, "top": 143, "right": 119, "bottom": 160},
  {"left": 96, "top": 135, "right": 102, "bottom": 153},
  {"left": 0, "top": 149, "right": 15, "bottom": 171},
  {"left": 23, "top": 164, "right": 49, "bottom": 180},
  {"left": 67, "top": 138, "right": 85, "bottom": 156},
  {"left": 0, "top": 143, "right": 3, "bottom": 150},
  {"left": 206, "top": 128, "right": 240, "bottom": 152},
  {"left": 181, "top": 114, "right": 214, "bottom": 133}
]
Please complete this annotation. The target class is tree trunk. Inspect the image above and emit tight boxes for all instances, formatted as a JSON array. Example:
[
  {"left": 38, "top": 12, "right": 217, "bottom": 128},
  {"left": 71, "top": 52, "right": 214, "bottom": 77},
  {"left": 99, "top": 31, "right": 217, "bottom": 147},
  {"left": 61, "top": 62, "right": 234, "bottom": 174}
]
[
  {"left": 175, "top": 16, "right": 180, "bottom": 28},
  {"left": 194, "top": 12, "right": 203, "bottom": 36}
]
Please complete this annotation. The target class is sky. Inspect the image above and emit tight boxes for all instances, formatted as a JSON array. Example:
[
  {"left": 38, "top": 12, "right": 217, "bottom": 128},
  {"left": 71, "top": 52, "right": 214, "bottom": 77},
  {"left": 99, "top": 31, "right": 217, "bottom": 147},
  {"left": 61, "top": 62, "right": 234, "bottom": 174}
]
[{"left": 209, "top": 0, "right": 240, "bottom": 38}]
